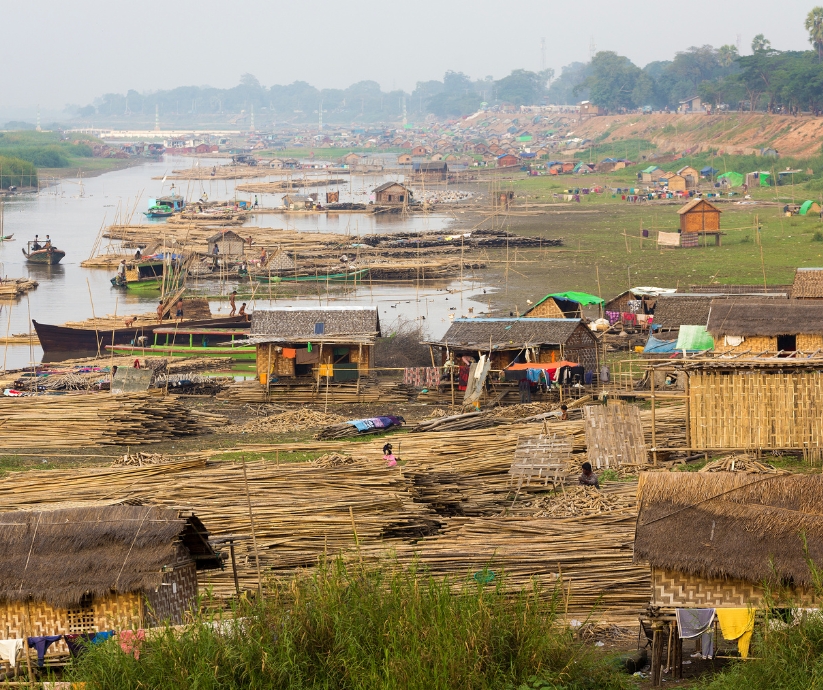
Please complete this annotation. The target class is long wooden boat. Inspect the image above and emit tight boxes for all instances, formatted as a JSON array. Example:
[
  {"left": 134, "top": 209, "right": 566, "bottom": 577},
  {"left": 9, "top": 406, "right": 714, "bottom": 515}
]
[
  {"left": 255, "top": 268, "right": 367, "bottom": 284},
  {"left": 23, "top": 244, "right": 65, "bottom": 265},
  {"left": 32, "top": 316, "right": 250, "bottom": 359},
  {"left": 105, "top": 343, "right": 255, "bottom": 359}
]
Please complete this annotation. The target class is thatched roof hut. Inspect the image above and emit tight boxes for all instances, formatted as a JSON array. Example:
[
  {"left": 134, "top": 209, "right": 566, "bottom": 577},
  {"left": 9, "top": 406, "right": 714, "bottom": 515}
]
[
  {"left": 706, "top": 298, "right": 823, "bottom": 337},
  {"left": 635, "top": 472, "right": 823, "bottom": 606},
  {"left": 0, "top": 505, "right": 218, "bottom": 608},
  {"left": 790, "top": 267, "right": 823, "bottom": 299}
]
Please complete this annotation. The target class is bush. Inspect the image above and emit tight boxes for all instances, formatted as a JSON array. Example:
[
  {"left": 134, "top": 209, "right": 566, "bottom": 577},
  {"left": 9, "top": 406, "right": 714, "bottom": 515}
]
[
  {"left": 373, "top": 318, "right": 433, "bottom": 372},
  {"left": 813, "top": 232, "right": 823, "bottom": 242},
  {"left": 0, "top": 155, "right": 37, "bottom": 188},
  {"left": 64, "top": 559, "right": 633, "bottom": 690}
]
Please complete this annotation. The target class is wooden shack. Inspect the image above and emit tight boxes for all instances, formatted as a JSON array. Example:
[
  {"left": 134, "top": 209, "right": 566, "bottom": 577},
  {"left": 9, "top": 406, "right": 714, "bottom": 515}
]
[
  {"left": 677, "top": 198, "right": 721, "bottom": 233},
  {"left": 497, "top": 154, "right": 519, "bottom": 168},
  {"left": 635, "top": 471, "right": 823, "bottom": 608},
  {"left": 281, "top": 195, "right": 313, "bottom": 210},
  {"left": 372, "top": 182, "right": 411, "bottom": 205},
  {"left": 414, "top": 161, "right": 448, "bottom": 180},
  {"left": 250, "top": 307, "right": 380, "bottom": 385},
  {"left": 666, "top": 174, "right": 687, "bottom": 192},
  {"left": 207, "top": 230, "right": 246, "bottom": 257},
  {"left": 0, "top": 505, "right": 220, "bottom": 641},
  {"left": 430, "top": 318, "right": 598, "bottom": 373},
  {"left": 676, "top": 166, "right": 700, "bottom": 188},
  {"left": 706, "top": 298, "right": 821, "bottom": 353},
  {"left": 523, "top": 292, "right": 604, "bottom": 320}
]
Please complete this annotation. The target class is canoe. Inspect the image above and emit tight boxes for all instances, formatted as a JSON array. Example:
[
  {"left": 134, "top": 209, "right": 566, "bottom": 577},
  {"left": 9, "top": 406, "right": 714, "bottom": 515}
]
[
  {"left": 105, "top": 344, "right": 255, "bottom": 359},
  {"left": 32, "top": 316, "right": 250, "bottom": 360},
  {"left": 23, "top": 246, "right": 65, "bottom": 265},
  {"left": 255, "top": 268, "right": 368, "bottom": 284}
]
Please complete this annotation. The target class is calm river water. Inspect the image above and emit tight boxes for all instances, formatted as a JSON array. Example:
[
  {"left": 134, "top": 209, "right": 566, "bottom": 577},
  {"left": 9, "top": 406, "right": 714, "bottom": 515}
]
[{"left": 0, "top": 157, "right": 489, "bottom": 371}]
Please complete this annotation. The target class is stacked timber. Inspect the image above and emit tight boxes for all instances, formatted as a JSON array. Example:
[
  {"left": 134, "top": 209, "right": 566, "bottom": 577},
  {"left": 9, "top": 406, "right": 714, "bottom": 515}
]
[
  {"left": 0, "top": 278, "right": 38, "bottom": 298},
  {"left": 0, "top": 392, "right": 225, "bottom": 448},
  {"left": 217, "top": 379, "right": 416, "bottom": 404}
]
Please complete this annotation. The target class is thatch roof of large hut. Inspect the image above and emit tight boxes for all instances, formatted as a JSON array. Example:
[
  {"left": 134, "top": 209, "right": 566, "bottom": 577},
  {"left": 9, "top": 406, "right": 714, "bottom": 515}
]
[
  {"left": 0, "top": 505, "right": 219, "bottom": 608},
  {"left": 706, "top": 298, "right": 823, "bottom": 336},
  {"left": 634, "top": 472, "right": 823, "bottom": 588}
]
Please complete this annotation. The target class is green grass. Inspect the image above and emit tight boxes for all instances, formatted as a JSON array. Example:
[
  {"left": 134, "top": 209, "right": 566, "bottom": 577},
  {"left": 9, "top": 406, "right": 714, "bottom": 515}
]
[{"left": 64, "top": 558, "right": 634, "bottom": 690}]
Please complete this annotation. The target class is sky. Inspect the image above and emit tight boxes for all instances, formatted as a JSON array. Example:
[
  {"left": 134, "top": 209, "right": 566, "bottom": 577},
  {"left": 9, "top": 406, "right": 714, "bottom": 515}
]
[{"left": 0, "top": 0, "right": 814, "bottom": 118}]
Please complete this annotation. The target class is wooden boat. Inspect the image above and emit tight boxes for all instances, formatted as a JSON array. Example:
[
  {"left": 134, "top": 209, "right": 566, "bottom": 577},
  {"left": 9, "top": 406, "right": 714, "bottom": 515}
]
[
  {"left": 33, "top": 316, "right": 250, "bottom": 360},
  {"left": 255, "top": 268, "right": 367, "bottom": 284},
  {"left": 106, "top": 339, "right": 255, "bottom": 359},
  {"left": 111, "top": 260, "right": 181, "bottom": 291},
  {"left": 144, "top": 205, "right": 174, "bottom": 219},
  {"left": 22, "top": 242, "right": 65, "bottom": 265},
  {"left": 0, "top": 233, "right": 13, "bottom": 241}
]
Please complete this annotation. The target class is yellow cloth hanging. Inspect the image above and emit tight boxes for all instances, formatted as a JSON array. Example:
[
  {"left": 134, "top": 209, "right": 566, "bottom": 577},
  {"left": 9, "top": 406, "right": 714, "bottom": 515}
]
[{"left": 716, "top": 608, "right": 755, "bottom": 659}]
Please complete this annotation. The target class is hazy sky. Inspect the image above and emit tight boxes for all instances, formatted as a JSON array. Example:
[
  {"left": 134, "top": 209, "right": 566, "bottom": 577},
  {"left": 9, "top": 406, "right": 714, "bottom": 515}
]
[{"left": 1, "top": 0, "right": 813, "bottom": 116}]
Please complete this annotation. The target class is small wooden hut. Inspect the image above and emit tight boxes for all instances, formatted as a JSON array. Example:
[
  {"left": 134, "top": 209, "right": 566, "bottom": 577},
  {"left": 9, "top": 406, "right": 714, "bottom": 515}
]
[
  {"left": 677, "top": 198, "right": 721, "bottom": 233},
  {"left": 706, "top": 298, "right": 822, "bottom": 353},
  {"left": 429, "top": 318, "right": 598, "bottom": 373},
  {"left": 250, "top": 307, "right": 380, "bottom": 385},
  {"left": 0, "top": 505, "right": 220, "bottom": 639},
  {"left": 372, "top": 182, "right": 411, "bottom": 205},
  {"left": 207, "top": 230, "right": 246, "bottom": 257}
]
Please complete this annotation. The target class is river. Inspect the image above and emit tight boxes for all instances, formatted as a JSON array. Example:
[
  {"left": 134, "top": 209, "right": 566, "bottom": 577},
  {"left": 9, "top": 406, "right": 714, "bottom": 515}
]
[{"left": 0, "top": 156, "right": 490, "bottom": 371}]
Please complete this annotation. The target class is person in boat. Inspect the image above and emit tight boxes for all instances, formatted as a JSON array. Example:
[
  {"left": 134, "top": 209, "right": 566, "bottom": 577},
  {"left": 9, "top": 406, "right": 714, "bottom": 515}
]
[
  {"left": 115, "top": 259, "right": 127, "bottom": 286},
  {"left": 229, "top": 290, "right": 238, "bottom": 317},
  {"left": 175, "top": 299, "right": 184, "bottom": 320},
  {"left": 31, "top": 235, "right": 41, "bottom": 251},
  {"left": 259, "top": 247, "right": 267, "bottom": 266},
  {"left": 156, "top": 299, "right": 165, "bottom": 322},
  {"left": 44, "top": 235, "right": 52, "bottom": 248},
  {"left": 254, "top": 195, "right": 259, "bottom": 208},
  {"left": 238, "top": 261, "right": 248, "bottom": 277},
  {"left": 134, "top": 247, "right": 142, "bottom": 260},
  {"left": 238, "top": 303, "right": 248, "bottom": 319}
]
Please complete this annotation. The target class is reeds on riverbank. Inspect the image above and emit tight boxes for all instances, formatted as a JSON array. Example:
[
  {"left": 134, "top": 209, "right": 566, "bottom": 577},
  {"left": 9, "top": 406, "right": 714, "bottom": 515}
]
[{"left": 64, "top": 558, "right": 634, "bottom": 690}]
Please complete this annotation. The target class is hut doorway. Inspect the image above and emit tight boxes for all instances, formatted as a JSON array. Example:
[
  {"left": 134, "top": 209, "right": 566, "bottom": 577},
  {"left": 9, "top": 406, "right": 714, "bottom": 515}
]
[{"left": 777, "top": 334, "right": 797, "bottom": 352}]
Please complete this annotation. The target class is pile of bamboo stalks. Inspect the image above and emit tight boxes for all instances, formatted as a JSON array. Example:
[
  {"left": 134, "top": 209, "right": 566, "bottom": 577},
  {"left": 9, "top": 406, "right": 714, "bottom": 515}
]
[
  {"left": 0, "top": 392, "right": 224, "bottom": 448},
  {"left": 0, "top": 278, "right": 38, "bottom": 298},
  {"left": 514, "top": 485, "right": 635, "bottom": 518},
  {"left": 217, "top": 379, "right": 416, "bottom": 405},
  {"left": 699, "top": 454, "right": 789, "bottom": 474},
  {"left": 229, "top": 409, "right": 346, "bottom": 435}
]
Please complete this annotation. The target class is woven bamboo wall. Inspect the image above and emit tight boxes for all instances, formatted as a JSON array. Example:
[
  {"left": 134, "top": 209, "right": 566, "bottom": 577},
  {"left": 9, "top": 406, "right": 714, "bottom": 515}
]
[
  {"left": 713, "top": 335, "right": 774, "bottom": 353},
  {"left": 798, "top": 334, "right": 823, "bottom": 350},
  {"left": 689, "top": 370, "right": 823, "bottom": 449},
  {"left": 525, "top": 300, "right": 564, "bottom": 318},
  {"left": 584, "top": 403, "right": 648, "bottom": 469},
  {"left": 0, "top": 594, "right": 142, "bottom": 653},
  {"left": 144, "top": 563, "right": 198, "bottom": 626},
  {"left": 651, "top": 567, "right": 815, "bottom": 607}
]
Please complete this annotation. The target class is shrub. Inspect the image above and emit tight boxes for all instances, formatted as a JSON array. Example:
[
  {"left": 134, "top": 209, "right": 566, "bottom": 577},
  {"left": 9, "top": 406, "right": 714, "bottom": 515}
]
[
  {"left": 813, "top": 232, "right": 823, "bottom": 242},
  {"left": 373, "top": 317, "right": 433, "bottom": 372}
]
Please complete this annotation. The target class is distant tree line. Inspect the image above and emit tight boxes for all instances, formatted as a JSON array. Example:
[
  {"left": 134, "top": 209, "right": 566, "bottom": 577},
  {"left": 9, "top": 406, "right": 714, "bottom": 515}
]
[{"left": 68, "top": 9, "right": 823, "bottom": 124}]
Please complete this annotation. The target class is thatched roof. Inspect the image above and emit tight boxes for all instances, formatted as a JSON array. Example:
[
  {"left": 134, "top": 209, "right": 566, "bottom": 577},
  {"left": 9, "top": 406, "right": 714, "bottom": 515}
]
[
  {"left": 0, "top": 505, "right": 219, "bottom": 608},
  {"left": 677, "top": 198, "right": 721, "bottom": 215},
  {"left": 707, "top": 298, "right": 823, "bottom": 336},
  {"left": 791, "top": 268, "right": 823, "bottom": 298},
  {"left": 431, "top": 318, "right": 590, "bottom": 350},
  {"left": 250, "top": 307, "right": 380, "bottom": 344},
  {"left": 634, "top": 472, "right": 823, "bottom": 588},
  {"left": 679, "top": 284, "right": 790, "bottom": 295},
  {"left": 654, "top": 294, "right": 787, "bottom": 330}
]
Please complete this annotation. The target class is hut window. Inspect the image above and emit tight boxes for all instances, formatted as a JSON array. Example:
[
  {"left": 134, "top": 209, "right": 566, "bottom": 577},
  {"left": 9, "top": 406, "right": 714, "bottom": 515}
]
[
  {"left": 67, "top": 594, "right": 95, "bottom": 633},
  {"left": 777, "top": 335, "right": 797, "bottom": 352},
  {"left": 314, "top": 322, "right": 325, "bottom": 335}
]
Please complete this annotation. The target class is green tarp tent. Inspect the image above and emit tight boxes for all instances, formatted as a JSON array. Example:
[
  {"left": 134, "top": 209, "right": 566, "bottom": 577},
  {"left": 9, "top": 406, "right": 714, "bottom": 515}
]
[
  {"left": 800, "top": 200, "right": 821, "bottom": 215},
  {"left": 547, "top": 291, "right": 604, "bottom": 306},
  {"left": 759, "top": 172, "right": 771, "bottom": 187},
  {"left": 675, "top": 325, "right": 714, "bottom": 352},
  {"left": 717, "top": 171, "right": 744, "bottom": 187}
]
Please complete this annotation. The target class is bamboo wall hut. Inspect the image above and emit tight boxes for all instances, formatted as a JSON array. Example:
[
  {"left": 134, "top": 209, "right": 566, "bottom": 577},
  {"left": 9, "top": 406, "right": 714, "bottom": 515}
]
[
  {"left": 790, "top": 267, "right": 823, "bottom": 299},
  {"left": 635, "top": 472, "right": 823, "bottom": 607},
  {"left": 207, "top": 230, "right": 246, "bottom": 257},
  {"left": 429, "top": 318, "right": 598, "bottom": 373},
  {"left": 250, "top": 307, "right": 380, "bottom": 385},
  {"left": 707, "top": 298, "right": 823, "bottom": 353},
  {"left": 677, "top": 198, "right": 721, "bottom": 233},
  {"left": 523, "top": 292, "right": 603, "bottom": 319},
  {"left": 372, "top": 182, "right": 411, "bottom": 206},
  {"left": 0, "top": 505, "right": 220, "bottom": 639}
]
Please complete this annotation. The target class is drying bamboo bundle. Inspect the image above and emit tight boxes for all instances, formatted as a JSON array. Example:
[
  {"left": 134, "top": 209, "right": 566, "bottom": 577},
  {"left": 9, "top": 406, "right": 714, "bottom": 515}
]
[
  {"left": 158, "top": 166, "right": 270, "bottom": 180},
  {"left": 0, "top": 278, "right": 38, "bottom": 298},
  {"left": 698, "top": 454, "right": 789, "bottom": 474},
  {"left": 411, "top": 411, "right": 507, "bottom": 433},
  {"left": 111, "top": 452, "right": 177, "bottom": 467},
  {"left": 237, "top": 179, "right": 347, "bottom": 193},
  {"left": 0, "top": 392, "right": 220, "bottom": 448},
  {"left": 228, "top": 408, "right": 346, "bottom": 435},
  {"left": 217, "top": 380, "right": 415, "bottom": 405},
  {"left": 513, "top": 485, "right": 635, "bottom": 518}
]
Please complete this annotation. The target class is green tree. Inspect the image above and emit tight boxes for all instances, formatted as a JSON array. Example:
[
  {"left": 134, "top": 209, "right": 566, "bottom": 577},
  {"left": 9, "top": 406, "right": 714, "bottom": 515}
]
[
  {"left": 575, "top": 51, "right": 643, "bottom": 110},
  {"left": 718, "top": 44, "right": 739, "bottom": 67},
  {"left": 494, "top": 69, "right": 553, "bottom": 105},
  {"left": 805, "top": 7, "right": 823, "bottom": 60},
  {"left": 752, "top": 34, "right": 772, "bottom": 53}
]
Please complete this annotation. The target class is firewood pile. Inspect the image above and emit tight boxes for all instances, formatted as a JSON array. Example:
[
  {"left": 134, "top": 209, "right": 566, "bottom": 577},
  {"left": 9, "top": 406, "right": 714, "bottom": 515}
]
[{"left": 699, "top": 453, "right": 789, "bottom": 474}]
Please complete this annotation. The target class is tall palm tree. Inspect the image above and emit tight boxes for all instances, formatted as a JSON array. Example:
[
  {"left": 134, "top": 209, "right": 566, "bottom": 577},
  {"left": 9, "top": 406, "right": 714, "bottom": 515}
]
[
  {"left": 751, "top": 34, "right": 771, "bottom": 53},
  {"left": 806, "top": 7, "right": 823, "bottom": 61}
]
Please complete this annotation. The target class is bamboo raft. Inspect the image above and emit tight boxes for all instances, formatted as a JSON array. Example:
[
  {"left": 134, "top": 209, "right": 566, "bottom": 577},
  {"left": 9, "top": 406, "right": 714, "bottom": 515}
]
[{"left": 0, "top": 278, "right": 38, "bottom": 299}]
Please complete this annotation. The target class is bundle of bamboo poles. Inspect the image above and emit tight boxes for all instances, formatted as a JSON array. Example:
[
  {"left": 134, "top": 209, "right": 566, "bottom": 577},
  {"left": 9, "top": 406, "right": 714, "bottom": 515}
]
[
  {"left": 0, "top": 392, "right": 225, "bottom": 448},
  {"left": 217, "top": 380, "right": 415, "bottom": 405},
  {"left": 411, "top": 411, "right": 507, "bottom": 433},
  {"left": 0, "top": 278, "right": 38, "bottom": 298}
]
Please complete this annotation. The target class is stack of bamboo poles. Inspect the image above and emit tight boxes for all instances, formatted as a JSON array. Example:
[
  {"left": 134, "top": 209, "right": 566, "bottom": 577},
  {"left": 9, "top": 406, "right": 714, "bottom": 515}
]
[
  {"left": 0, "top": 278, "right": 38, "bottom": 298},
  {"left": 0, "top": 393, "right": 226, "bottom": 448},
  {"left": 217, "top": 380, "right": 416, "bottom": 405}
]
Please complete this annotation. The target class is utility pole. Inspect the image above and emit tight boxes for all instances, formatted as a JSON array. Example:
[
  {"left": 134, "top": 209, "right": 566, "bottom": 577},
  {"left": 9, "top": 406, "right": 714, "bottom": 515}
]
[
  {"left": 250, "top": 104, "right": 255, "bottom": 132},
  {"left": 402, "top": 97, "right": 407, "bottom": 127},
  {"left": 155, "top": 104, "right": 160, "bottom": 131},
  {"left": 318, "top": 100, "right": 323, "bottom": 132},
  {"left": 36, "top": 105, "right": 41, "bottom": 132},
  {"left": 541, "top": 38, "right": 546, "bottom": 71}
]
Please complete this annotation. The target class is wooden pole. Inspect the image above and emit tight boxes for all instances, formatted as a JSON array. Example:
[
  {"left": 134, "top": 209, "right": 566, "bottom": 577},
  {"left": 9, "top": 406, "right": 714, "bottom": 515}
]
[
  {"left": 684, "top": 371, "right": 691, "bottom": 449},
  {"left": 229, "top": 541, "right": 241, "bottom": 596},
  {"left": 650, "top": 368, "right": 658, "bottom": 465},
  {"left": 349, "top": 505, "right": 362, "bottom": 567},
  {"left": 241, "top": 457, "right": 263, "bottom": 598}
]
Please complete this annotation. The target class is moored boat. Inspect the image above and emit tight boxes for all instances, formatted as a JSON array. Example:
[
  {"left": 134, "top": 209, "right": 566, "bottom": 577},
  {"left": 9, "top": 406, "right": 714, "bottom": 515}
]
[{"left": 255, "top": 268, "right": 367, "bottom": 284}]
